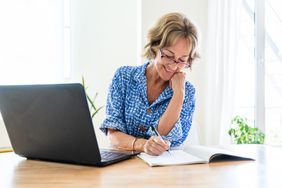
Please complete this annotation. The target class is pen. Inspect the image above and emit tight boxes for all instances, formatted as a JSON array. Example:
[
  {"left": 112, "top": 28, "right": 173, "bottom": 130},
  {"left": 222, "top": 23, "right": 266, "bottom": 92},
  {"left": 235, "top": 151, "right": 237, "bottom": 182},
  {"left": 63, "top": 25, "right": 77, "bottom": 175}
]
[{"left": 150, "top": 125, "right": 171, "bottom": 155}]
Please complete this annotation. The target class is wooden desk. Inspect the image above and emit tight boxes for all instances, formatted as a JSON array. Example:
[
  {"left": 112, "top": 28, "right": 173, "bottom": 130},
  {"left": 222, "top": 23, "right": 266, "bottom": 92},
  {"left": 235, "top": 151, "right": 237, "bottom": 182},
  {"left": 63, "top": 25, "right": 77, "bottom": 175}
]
[{"left": 0, "top": 145, "right": 281, "bottom": 188}]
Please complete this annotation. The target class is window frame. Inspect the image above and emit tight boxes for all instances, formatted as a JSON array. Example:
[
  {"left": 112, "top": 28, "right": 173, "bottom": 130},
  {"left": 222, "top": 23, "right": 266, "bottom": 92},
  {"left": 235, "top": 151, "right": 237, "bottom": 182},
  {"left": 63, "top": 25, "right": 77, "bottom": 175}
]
[{"left": 254, "top": 0, "right": 266, "bottom": 132}]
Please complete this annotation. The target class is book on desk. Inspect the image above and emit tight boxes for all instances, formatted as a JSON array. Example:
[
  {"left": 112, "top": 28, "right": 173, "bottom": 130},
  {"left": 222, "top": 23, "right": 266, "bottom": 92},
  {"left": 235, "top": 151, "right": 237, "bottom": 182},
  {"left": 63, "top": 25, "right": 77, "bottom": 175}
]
[{"left": 138, "top": 145, "right": 255, "bottom": 167}]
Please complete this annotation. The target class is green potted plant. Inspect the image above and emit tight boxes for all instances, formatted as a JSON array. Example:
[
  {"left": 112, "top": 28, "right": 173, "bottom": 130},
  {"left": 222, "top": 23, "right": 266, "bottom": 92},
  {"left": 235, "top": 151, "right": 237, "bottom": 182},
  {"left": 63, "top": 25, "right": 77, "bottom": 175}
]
[
  {"left": 228, "top": 115, "right": 265, "bottom": 144},
  {"left": 81, "top": 76, "right": 104, "bottom": 119}
]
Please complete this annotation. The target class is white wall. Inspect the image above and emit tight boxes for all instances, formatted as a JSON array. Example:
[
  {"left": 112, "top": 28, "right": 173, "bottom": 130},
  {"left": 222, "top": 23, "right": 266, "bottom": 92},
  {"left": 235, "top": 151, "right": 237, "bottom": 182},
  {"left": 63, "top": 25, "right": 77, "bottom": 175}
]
[
  {"left": 0, "top": 0, "right": 208, "bottom": 148},
  {"left": 70, "top": 0, "right": 138, "bottom": 148}
]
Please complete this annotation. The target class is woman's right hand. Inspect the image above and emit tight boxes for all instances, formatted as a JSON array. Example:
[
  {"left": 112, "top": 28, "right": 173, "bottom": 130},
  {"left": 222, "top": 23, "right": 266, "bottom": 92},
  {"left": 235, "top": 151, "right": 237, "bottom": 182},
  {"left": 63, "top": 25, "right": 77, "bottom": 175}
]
[{"left": 143, "top": 136, "right": 170, "bottom": 156}]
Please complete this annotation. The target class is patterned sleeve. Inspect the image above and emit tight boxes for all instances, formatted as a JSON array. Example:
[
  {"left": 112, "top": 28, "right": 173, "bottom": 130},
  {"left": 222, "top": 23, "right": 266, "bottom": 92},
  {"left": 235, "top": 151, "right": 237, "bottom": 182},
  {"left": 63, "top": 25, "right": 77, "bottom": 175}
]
[
  {"left": 148, "top": 84, "right": 196, "bottom": 147},
  {"left": 100, "top": 68, "right": 127, "bottom": 135}
]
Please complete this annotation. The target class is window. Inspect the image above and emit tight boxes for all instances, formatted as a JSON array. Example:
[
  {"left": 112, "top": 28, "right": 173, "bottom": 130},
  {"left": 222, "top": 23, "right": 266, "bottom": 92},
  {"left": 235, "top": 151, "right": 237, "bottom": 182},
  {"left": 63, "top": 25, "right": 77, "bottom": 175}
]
[
  {"left": 265, "top": 0, "right": 282, "bottom": 145},
  {"left": 235, "top": 0, "right": 282, "bottom": 145},
  {"left": 0, "top": 0, "right": 70, "bottom": 85},
  {"left": 234, "top": 0, "right": 255, "bottom": 123}
]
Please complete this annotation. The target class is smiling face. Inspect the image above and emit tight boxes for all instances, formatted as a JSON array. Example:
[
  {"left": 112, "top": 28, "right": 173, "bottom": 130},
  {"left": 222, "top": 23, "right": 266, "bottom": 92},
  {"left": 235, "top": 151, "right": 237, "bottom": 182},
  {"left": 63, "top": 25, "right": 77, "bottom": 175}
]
[{"left": 153, "top": 38, "right": 192, "bottom": 81}]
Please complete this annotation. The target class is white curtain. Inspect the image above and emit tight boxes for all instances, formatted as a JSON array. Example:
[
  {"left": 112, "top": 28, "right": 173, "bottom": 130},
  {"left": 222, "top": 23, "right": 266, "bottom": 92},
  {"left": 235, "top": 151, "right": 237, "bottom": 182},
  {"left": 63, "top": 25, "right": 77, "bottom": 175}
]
[{"left": 202, "top": 0, "right": 242, "bottom": 145}]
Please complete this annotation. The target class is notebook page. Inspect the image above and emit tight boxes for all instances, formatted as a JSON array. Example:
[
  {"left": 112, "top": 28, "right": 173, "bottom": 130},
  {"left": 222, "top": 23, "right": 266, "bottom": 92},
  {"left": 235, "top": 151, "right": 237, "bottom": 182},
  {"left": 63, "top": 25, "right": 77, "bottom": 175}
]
[
  {"left": 138, "top": 150, "right": 207, "bottom": 167},
  {"left": 184, "top": 145, "right": 248, "bottom": 162}
]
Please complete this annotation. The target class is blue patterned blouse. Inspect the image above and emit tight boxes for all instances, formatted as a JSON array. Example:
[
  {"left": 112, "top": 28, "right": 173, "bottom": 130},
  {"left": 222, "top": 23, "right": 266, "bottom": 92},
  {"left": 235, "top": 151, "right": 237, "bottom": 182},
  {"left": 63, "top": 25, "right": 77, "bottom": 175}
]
[{"left": 100, "top": 62, "right": 195, "bottom": 147}]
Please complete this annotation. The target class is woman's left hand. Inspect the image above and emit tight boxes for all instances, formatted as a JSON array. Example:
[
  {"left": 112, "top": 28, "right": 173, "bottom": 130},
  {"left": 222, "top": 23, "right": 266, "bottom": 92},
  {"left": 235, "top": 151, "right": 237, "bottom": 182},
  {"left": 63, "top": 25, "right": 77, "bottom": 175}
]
[{"left": 169, "top": 69, "right": 186, "bottom": 94}]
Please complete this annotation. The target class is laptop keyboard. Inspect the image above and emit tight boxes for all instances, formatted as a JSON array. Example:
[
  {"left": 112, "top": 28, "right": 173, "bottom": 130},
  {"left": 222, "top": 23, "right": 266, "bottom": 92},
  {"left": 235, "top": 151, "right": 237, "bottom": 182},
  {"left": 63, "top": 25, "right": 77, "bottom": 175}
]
[{"left": 100, "top": 151, "right": 127, "bottom": 161}]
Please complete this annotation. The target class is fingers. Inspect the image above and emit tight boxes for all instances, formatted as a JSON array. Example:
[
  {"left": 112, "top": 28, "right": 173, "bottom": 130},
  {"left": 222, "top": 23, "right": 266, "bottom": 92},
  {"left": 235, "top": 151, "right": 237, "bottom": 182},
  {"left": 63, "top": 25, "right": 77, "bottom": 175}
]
[
  {"left": 144, "top": 136, "right": 170, "bottom": 156},
  {"left": 165, "top": 140, "right": 171, "bottom": 147},
  {"left": 170, "top": 73, "right": 186, "bottom": 92},
  {"left": 153, "top": 137, "right": 169, "bottom": 149},
  {"left": 175, "top": 70, "right": 186, "bottom": 77},
  {"left": 171, "top": 70, "right": 186, "bottom": 82}
]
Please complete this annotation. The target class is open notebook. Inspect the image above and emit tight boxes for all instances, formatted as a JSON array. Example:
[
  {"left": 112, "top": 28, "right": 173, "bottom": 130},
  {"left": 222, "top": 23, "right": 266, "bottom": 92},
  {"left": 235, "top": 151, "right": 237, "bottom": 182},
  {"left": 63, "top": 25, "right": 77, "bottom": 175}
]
[{"left": 138, "top": 145, "right": 255, "bottom": 167}]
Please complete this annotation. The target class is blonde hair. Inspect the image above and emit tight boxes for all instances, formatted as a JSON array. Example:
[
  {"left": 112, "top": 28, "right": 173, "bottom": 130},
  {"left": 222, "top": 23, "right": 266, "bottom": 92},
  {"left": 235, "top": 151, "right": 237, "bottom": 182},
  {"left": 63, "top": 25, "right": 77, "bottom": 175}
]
[{"left": 143, "top": 12, "right": 200, "bottom": 68}]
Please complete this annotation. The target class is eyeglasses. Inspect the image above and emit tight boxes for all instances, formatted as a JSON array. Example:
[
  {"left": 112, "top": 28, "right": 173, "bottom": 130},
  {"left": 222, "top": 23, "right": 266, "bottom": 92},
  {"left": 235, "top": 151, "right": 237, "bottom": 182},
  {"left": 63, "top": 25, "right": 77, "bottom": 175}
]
[{"left": 160, "top": 49, "right": 190, "bottom": 69}]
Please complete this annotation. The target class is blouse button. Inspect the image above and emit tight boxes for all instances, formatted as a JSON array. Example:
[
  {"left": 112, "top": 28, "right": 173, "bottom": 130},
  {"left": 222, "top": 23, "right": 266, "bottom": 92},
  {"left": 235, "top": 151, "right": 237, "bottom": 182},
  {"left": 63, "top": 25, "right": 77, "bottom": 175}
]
[
  {"left": 146, "top": 108, "right": 152, "bottom": 114},
  {"left": 139, "top": 125, "right": 147, "bottom": 132}
]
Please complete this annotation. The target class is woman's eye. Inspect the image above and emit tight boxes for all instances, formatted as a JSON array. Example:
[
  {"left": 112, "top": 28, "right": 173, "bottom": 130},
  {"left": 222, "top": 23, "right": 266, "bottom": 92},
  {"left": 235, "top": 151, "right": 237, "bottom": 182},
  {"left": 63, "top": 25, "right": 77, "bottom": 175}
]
[
  {"left": 166, "top": 55, "right": 175, "bottom": 59},
  {"left": 179, "top": 58, "right": 188, "bottom": 62}
]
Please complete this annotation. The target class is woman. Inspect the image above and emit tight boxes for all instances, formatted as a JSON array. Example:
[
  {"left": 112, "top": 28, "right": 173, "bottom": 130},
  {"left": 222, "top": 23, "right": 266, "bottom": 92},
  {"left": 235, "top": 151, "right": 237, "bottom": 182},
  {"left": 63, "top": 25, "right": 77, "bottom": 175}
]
[{"left": 100, "top": 12, "right": 199, "bottom": 156}]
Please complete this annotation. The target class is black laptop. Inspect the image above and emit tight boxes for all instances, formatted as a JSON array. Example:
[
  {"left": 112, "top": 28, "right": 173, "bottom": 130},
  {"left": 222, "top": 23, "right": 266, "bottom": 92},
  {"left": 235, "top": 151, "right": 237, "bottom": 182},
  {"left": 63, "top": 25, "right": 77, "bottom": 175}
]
[{"left": 0, "top": 83, "right": 138, "bottom": 166}]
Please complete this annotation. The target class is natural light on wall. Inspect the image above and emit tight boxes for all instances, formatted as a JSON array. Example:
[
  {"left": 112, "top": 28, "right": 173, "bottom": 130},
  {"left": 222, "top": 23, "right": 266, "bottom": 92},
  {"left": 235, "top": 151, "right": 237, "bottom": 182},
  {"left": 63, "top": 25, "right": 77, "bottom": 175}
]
[{"left": 0, "top": 0, "right": 70, "bottom": 85}]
